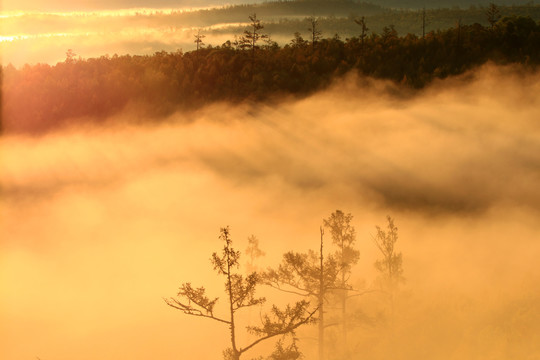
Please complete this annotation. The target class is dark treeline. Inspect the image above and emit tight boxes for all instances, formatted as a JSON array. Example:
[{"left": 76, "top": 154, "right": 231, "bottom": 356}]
[
  {"left": 137, "top": 1, "right": 383, "bottom": 26},
  {"left": 237, "top": 4, "right": 540, "bottom": 38},
  {"left": 2, "top": 14, "right": 540, "bottom": 133},
  {"left": 13, "top": 1, "right": 538, "bottom": 36}
]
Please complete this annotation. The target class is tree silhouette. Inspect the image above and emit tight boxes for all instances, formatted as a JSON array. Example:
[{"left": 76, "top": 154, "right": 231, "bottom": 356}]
[
  {"left": 307, "top": 16, "right": 322, "bottom": 52},
  {"left": 165, "top": 227, "right": 315, "bottom": 360},
  {"left": 264, "top": 226, "right": 341, "bottom": 360},
  {"left": 486, "top": 3, "right": 501, "bottom": 30},
  {"left": 194, "top": 29, "right": 206, "bottom": 51},
  {"left": 373, "top": 216, "right": 404, "bottom": 322},
  {"left": 65, "top": 49, "right": 77, "bottom": 63},
  {"left": 421, "top": 7, "right": 429, "bottom": 40},
  {"left": 354, "top": 16, "right": 369, "bottom": 51},
  {"left": 323, "top": 210, "right": 360, "bottom": 357},
  {"left": 240, "top": 13, "right": 268, "bottom": 76},
  {"left": 245, "top": 234, "right": 265, "bottom": 273},
  {"left": 290, "top": 32, "right": 308, "bottom": 49}
]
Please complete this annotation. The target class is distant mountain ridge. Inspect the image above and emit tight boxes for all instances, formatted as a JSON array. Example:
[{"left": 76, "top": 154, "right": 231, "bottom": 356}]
[{"left": 281, "top": 0, "right": 535, "bottom": 10}]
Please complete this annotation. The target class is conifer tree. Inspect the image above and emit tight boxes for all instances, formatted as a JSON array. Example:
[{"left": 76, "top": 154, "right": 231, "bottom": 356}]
[
  {"left": 323, "top": 210, "right": 360, "bottom": 356},
  {"left": 307, "top": 16, "right": 322, "bottom": 52},
  {"left": 240, "top": 13, "right": 268, "bottom": 76},
  {"left": 486, "top": 3, "right": 501, "bottom": 30},
  {"left": 165, "top": 227, "right": 315, "bottom": 360},
  {"left": 194, "top": 29, "right": 206, "bottom": 51},
  {"left": 265, "top": 226, "right": 341, "bottom": 360},
  {"left": 354, "top": 16, "right": 369, "bottom": 51},
  {"left": 373, "top": 216, "right": 404, "bottom": 322}
]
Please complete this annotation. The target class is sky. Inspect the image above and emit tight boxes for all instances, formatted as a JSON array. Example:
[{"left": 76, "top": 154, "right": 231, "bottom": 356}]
[
  {"left": 2, "top": 64, "right": 540, "bottom": 359},
  {"left": 2, "top": 0, "right": 537, "bottom": 67},
  {"left": 0, "top": 0, "right": 259, "bottom": 12},
  {"left": 0, "top": 0, "right": 265, "bottom": 66}
]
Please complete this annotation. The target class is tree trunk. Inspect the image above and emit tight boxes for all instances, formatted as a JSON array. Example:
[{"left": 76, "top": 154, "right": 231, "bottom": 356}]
[
  {"left": 342, "top": 274, "right": 347, "bottom": 355},
  {"left": 226, "top": 245, "right": 239, "bottom": 359},
  {"left": 318, "top": 227, "right": 325, "bottom": 360}
]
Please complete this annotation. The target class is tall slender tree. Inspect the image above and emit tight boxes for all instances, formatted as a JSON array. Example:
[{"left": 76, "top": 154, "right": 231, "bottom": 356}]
[
  {"left": 421, "top": 7, "right": 427, "bottom": 40},
  {"left": 307, "top": 16, "right": 322, "bottom": 53},
  {"left": 240, "top": 13, "right": 268, "bottom": 76},
  {"left": 373, "top": 216, "right": 404, "bottom": 322},
  {"left": 486, "top": 3, "right": 501, "bottom": 30},
  {"left": 354, "top": 16, "right": 369, "bottom": 51},
  {"left": 194, "top": 29, "right": 206, "bottom": 51},
  {"left": 323, "top": 210, "right": 360, "bottom": 356},
  {"left": 264, "top": 226, "right": 341, "bottom": 360},
  {"left": 165, "top": 227, "right": 315, "bottom": 360}
]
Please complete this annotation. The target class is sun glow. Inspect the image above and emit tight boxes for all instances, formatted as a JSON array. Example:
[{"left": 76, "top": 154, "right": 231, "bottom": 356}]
[
  {"left": 0, "top": 33, "right": 81, "bottom": 42},
  {"left": 0, "top": 35, "right": 21, "bottom": 42},
  {"left": 0, "top": 4, "right": 249, "bottom": 66},
  {"left": 0, "top": 5, "right": 220, "bottom": 18},
  {"left": 2, "top": 66, "right": 540, "bottom": 359}
]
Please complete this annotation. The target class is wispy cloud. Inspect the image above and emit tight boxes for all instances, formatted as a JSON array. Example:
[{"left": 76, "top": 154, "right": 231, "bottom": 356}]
[{"left": 2, "top": 64, "right": 540, "bottom": 359}]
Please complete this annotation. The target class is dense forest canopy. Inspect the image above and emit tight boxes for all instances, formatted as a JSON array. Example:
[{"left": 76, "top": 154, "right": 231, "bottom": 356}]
[
  {"left": 2, "top": 9, "right": 539, "bottom": 134},
  {"left": 4, "top": 2, "right": 540, "bottom": 39},
  {"left": 235, "top": 4, "right": 540, "bottom": 37}
]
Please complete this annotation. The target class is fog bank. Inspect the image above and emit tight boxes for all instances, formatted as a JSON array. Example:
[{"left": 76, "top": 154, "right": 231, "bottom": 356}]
[{"left": 1, "top": 64, "right": 540, "bottom": 359}]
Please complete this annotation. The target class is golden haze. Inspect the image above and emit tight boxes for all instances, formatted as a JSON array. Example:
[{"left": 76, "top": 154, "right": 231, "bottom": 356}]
[{"left": 1, "top": 65, "right": 540, "bottom": 359}]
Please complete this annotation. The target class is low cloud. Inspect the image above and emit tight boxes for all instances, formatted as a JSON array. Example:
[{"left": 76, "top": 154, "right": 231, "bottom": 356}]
[
  {"left": 1, "top": 0, "right": 258, "bottom": 12},
  {"left": 1, "top": 64, "right": 540, "bottom": 359}
]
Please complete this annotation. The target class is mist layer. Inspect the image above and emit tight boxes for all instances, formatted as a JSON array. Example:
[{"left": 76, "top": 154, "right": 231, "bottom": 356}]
[{"left": 1, "top": 65, "right": 540, "bottom": 359}]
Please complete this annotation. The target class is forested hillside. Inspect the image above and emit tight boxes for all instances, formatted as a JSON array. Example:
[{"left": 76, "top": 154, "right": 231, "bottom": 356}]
[
  {"left": 2, "top": 14, "right": 540, "bottom": 133},
  {"left": 367, "top": 0, "right": 532, "bottom": 10},
  {"left": 7, "top": 2, "right": 539, "bottom": 40},
  {"left": 229, "top": 4, "right": 540, "bottom": 38}
]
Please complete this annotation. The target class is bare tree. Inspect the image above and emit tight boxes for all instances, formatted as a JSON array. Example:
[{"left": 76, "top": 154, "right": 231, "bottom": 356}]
[
  {"left": 354, "top": 16, "right": 369, "bottom": 51},
  {"left": 307, "top": 16, "right": 322, "bottom": 52},
  {"left": 421, "top": 7, "right": 427, "bottom": 39},
  {"left": 194, "top": 29, "right": 206, "bottom": 51},
  {"left": 456, "top": 17, "right": 463, "bottom": 62},
  {"left": 165, "top": 227, "right": 315, "bottom": 360}
]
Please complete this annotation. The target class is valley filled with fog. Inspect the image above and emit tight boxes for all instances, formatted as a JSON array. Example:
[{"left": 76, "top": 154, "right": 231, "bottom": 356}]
[{"left": 2, "top": 65, "right": 540, "bottom": 359}]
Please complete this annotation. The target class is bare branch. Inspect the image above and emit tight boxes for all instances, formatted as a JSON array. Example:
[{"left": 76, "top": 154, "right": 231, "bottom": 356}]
[
  {"left": 265, "top": 282, "right": 311, "bottom": 297},
  {"left": 164, "top": 297, "right": 231, "bottom": 325},
  {"left": 346, "top": 289, "right": 388, "bottom": 299},
  {"left": 241, "top": 303, "right": 317, "bottom": 355}
]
